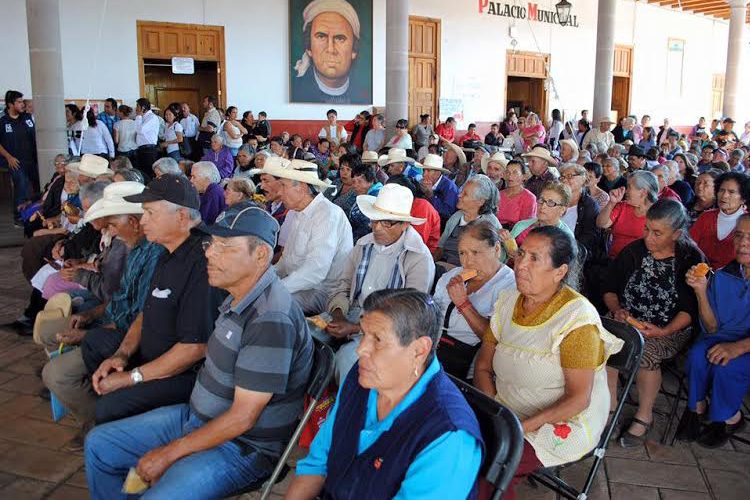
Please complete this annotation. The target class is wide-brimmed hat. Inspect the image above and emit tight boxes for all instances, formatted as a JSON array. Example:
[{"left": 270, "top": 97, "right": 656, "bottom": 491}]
[
  {"left": 522, "top": 145, "right": 557, "bottom": 165},
  {"left": 420, "top": 154, "right": 451, "bottom": 174},
  {"left": 481, "top": 152, "right": 508, "bottom": 174},
  {"left": 559, "top": 139, "right": 579, "bottom": 155},
  {"left": 361, "top": 150, "right": 379, "bottom": 164},
  {"left": 68, "top": 154, "right": 114, "bottom": 177},
  {"left": 260, "top": 158, "right": 333, "bottom": 189},
  {"left": 356, "top": 184, "right": 426, "bottom": 225},
  {"left": 377, "top": 148, "right": 415, "bottom": 167},
  {"left": 598, "top": 116, "right": 615, "bottom": 125},
  {"left": 84, "top": 181, "right": 145, "bottom": 223},
  {"left": 445, "top": 142, "right": 467, "bottom": 167}
]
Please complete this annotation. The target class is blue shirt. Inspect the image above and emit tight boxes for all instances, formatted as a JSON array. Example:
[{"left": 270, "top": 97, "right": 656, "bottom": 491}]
[
  {"left": 296, "top": 357, "right": 482, "bottom": 499},
  {"left": 98, "top": 112, "right": 119, "bottom": 137}
]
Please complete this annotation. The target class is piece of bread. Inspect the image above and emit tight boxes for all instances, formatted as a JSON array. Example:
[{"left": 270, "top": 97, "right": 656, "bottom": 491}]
[
  {"left": 122, "top": 468, "right": 149, "bottom": 494},
  {"left": 459, "top": 269, "right": 478, "bottom": 281},
  {"left": 626, "top": 316, "right": 647, "bottom": 330},
  {"left": 693, "top": 263, "right": 710, "bottom": 277},
  {"left": 503, "top": 238, "right": 518, "bottom": 254},
  {"left": 307, "top": 315, "right": 328, "bottom": 330}
]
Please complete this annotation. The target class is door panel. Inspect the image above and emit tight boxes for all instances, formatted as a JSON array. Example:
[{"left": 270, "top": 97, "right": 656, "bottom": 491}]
[
  {"left": 409, "top": 17, "right": 440, "bottom": 126},
  {"left": 611, "top": 76, "right": 630, "bottom": 121}
]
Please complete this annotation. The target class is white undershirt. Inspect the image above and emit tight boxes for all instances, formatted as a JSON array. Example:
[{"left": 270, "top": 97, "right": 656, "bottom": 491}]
[
  {"left": 717, "top": 209, "right": 744, "bottom": 240},
  {"left": 562, "top": 206, "right": 578, "bottom": 231}
]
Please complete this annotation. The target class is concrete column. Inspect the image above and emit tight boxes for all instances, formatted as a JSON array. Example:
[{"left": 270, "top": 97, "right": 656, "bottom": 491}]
[
  {"left": 26, "top": 0, "right": 68, "bottom": 183},
  {"left": 722, "top": 0, "right": 747, "bottom": 119},
  {"left": 385, "top": 0, "right": 409, "bottom": 139},
  {"left": 592, "top": 0, "right": 616, "bottom": 120}
]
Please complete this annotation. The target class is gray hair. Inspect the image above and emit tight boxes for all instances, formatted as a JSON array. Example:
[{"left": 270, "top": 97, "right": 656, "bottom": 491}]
[
  {"left": 604, "top": 157, "right": 621, "bottom": 172},
  {"left": 245, "top": 235, "right": 274, "bottom": 266},
  {"left": 164, "top": 200, "right": 201, "bottom": 223},
  {"left": 662, "top": 160, "right": 681, "bottom": 181},
  {"left": 559, "top": 162, "right": 586, "bottom": 177},
  {"left": 113, "top": 167, "right": 144, "bottom": 184},
  {"left": 647, "top": 199, "right": 689, "bottom": 237},
  {"left": 153, "top": 157, "right": 181, "bottom": 176},
  {"left": 650, "top": 163, "right": 673, "bottom": 185},
  {"left": 211, "top": 133, "right": 224, "bottom": 146},
  {"left": 192, "top": 161, "right": 221, "bottom": 184},
  {"left": 80, "top": 179, "right": 111, "bottom": 205},
  {"left": 464, "top": 174, "right": 499, "bottom": 215},
  {"left": 630, "top": 170, "right": 660, "bottom": 203}
]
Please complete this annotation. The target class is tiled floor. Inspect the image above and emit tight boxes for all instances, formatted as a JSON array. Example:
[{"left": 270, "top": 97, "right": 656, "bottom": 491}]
[{"left": 0, "top": 246, "right": 749, "bottom": 499}]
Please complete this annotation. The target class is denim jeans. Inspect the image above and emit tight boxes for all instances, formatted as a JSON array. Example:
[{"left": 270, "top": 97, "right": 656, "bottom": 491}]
[
  {"left": 85, "top": 404, "right": 273, "bottom": 499},
  {"left": 9, "top": 164, "right": 29, "bottom": 215}
]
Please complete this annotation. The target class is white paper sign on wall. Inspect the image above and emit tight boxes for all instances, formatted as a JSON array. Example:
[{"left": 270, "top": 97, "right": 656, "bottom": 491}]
[{"left": 172, "top": 57, "right": 195, "bottom": 75}]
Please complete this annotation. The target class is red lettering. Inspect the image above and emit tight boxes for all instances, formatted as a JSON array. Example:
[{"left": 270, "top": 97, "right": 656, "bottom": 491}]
[
  {"left": 527, "top": 2, "right": 538, "bottom": 21},
  {"left": 479, "top": 0, "right": 489, "bottom": 13}
]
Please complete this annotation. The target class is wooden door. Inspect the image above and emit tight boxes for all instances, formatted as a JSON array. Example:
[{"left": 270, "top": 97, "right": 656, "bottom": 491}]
[
  {"left": 611, "top": 76, "right": 630, "bottom": 120},
  {"left": 408, "top": 17, "right": 440, "bottom": 126},
  {"left": 155, "top": 89, "right": 200, "bottom": 115},
  {"left": 712, "top": 74, "right": 725, "bottom": 119},
  {"left": 506, "top": 51, "right": 549, "bottom": 121}
]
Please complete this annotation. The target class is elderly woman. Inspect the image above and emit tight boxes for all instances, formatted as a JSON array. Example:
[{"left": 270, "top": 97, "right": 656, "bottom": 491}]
[
  {"left": 583, "top": 161, "right": 610, "bottom": 210},
  {"left": 497, "top": 160, "right": 537, "bottom": 229},
  {"left": 200, "top": 134, "right": 234, "bottom": 179},
  {"left": 385, "top": 118, "right": 414, "bottom": 151},
  {"left": 152, "top": 157, "right": 181, "bottom": 178},
  {"left": 559, "top": 163, "right": 601, "bottom": 261},
  {"left": 677, "top": 214, "right": 750, "bottom": 448},
  {"left": 597, "top": 170, "right": 659, "bottom": 259},
  {"left": 475, "top": 226, "right": 623, "bottom": 496},
  {"left": 686, "top": 169, "right": 721, "bottom": 223},
  {"left": 442, "top": 142, "right": 467, "bottom": 180},
  {"left": 223, "top": 178, "right": 257, "bottom": 207},
  {"left": 481, "top": 152, "right": 507, "bottom": 190},
  {"left": 23, "top": 154, "right": 69, "bottom": 237},
  {"left": 289, "top": 289, "right": 483, "bottom": 499},
  {"left": 328, "top": 153, "right": 360, "bottom": 215},
  {"left": 603, "top": 200, "right": 704, "bottom": 446},
  {"left": 233, "top": 145, "right": 256, "bottom": 180},
  {"left": 502, "top": 182, "right": 574, "bottom": 262},
  {"left": 434, "top": 174, "right": 500, "bottom": 267},
  {"left": 434, "top": 221, "right": 516, "bottom": 380},
  {"left": 662, "top": 159, "right": 694, "bottom": 205},
  {"left": 690, "top": 171, "right": 750, "bottom": 269},
  {"left": 189, "top": 161, "right": 225, "bottom": 224},
  {"left": 650, "top": 163, "right": 682, "bottom": 202}
]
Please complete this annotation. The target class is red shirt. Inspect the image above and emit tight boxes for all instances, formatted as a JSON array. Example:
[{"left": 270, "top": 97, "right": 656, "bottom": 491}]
[
  {"left": 609, "top": 203, "right": 647, "bottom": 259},
  {"left": 435, "top": 123, "right": 455, "bottom": 143},
  {"left": 497, "top": 188, "right": 537, "bottom": 228},
  {"left": 458, "top": 131, "right": 482, "bottom": 146},
  {"left": 659, "top": 186, "right": 682, "bottom": 203},
  {"left": 689, "top": 209, "right": 740, "bottom": 269},
  {"left": 411, "top": 198, "right": 441, "bottom": 252}
]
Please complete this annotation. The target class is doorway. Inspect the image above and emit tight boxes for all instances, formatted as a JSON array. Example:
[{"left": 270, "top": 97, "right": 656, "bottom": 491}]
[
  {"left": 506, "top": 77, "right": 546, "bottom": 119},
  {"left": 505, "top": 51, "right": 549, "bottom": 121},
  {"left": 408, "top": 16, "right": 441, "bottom": 127},
  {"left": 611, "top": 45, "right": 633, "bottom": 120},
  {"left": 143, "top": 59, "right": 218, "bottom": 115}
]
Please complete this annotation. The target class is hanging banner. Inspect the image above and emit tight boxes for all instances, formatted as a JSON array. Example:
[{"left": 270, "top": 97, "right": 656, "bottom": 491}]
[{"left": 477, "top": 1, "right": 581, "bottom": 27}]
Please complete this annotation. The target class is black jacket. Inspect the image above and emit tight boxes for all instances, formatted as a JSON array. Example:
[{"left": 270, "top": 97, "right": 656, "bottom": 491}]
[
  {"left": 40, "top": 174, "right": 65, "bottom": 218},
  {"left": 573, "top": 194, "right": 603, "bottom": 263}
]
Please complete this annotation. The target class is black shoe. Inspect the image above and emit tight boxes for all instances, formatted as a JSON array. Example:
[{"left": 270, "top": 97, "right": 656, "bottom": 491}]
[
  {"left": 38, "top": 387, "right": 50, "bottom": 401},
  {"left": 697, "top": 417, "right": 746, "bottom": 448},
  {"left": 675, "top": 409, "right": 703, "bottom": 442}
]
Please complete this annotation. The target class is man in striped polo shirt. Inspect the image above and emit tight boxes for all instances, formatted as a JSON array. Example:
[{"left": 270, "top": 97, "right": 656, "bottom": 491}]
[{"left": 84, "top": 203, "right": 313, "bottom": 498}]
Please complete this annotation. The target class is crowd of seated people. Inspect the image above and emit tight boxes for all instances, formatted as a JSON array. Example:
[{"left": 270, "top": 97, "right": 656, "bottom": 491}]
[{"left": 6, "top": 84, "right": 750, "bottom": 498}]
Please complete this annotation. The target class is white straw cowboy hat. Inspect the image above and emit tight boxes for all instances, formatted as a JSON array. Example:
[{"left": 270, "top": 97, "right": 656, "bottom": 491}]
[
  {"left": 83, "top": 181, "right": 145, "bottom": 223},
  {"left": 522, "top": 145, "right": 558, "bottom": 165},
  {"left": 598, "top": 116, "right": 615, "bottom": 125},
  {"left": 559, "top": 139, "right": 579, "bottom": 155},
  {"left": 481, "top": 152, "right": 509, "bottom": 174},
  {"left": 377, "top": 148, "right": 415, "bottom": 167},
  {"left": 361, "top": 150, "right": 379, "bottom": 164},
  {"left": 261, "top": 157, "right": 333, "bottom": 190},
  {"left": 445, "top": 142, "right": 467, "bottom": 167},
  {"left": 356, "top": 184, "right": 426, "bottom": 225},
  {"left": 420, "top": 154, "right": 451, "bottom": 174},
  {"left": 68, "top": 154, "right": 114, "bottom": 177}
]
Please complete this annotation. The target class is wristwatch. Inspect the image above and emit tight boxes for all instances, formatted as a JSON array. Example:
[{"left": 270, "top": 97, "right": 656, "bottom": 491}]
[{"left": 130, "top": 367, "right": 144, "bottom": 385}]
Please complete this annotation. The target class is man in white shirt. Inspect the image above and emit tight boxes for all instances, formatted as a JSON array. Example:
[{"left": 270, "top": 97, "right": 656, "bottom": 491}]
[
  {"left": 321, "top": 184, "right": 435, "bottom": 382},
  {"left": 199, "top": 95, "right": 222, "bottom": 155},
  {"left": 265, "top": 159, "right": 353, "bottom": 314},
  {"left": 133, "top": 98, "right": 160, "bottom": 179},
  {"left": 582, "top": 116, "right": 616, "bottom": 153},
  {"left": 179, "top": 102, "right": 199, "bottom": 160},
  {"left": 318, "top": 109, "right": 347, "bottom": 147}
]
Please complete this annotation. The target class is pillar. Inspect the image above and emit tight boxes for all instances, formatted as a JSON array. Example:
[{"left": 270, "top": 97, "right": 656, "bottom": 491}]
[
  {"left": 722, "top": 0, "right": 747, "bottom": 119},
  {"left": 385, "top": 0, "right": 409, "bottom": 139},
  {"left": 592, "top": 0, "right": 616, "bottom": 120},
  {"left": 26, "top": 0, "right": 68, "bottom": 183}
]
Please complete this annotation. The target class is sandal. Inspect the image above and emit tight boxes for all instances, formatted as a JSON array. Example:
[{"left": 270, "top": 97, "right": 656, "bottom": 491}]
[{"left": 619, "top": 417, "right": 651, "bottom": 448}]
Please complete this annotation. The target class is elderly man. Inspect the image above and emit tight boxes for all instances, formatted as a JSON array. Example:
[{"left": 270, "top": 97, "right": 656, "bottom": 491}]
[
  {"left": 419, "top": 153, "right": 458, "bottom": 225},
  {"left": 582, "top": 116, "right": 616, "bottom": 153},
  {"left": 559, "top": 138, "right": 579, "bottom": 163},
  {"left": 729, "top": 149, "right": 746, "bottom": 173},
  {"left": 378, "top": 148, "right": 420, "bottom": 181},
  {"left": 152, "top": 157, "right": 182, "bottom": 178},
  {"left": 85, "top": 204, "right": 313, "bottom": 498},
  {"left": 41, "top": 182, "right": 164, "bottom": 450},
  {"left": 292, "top": 0, "right": 367, "bottom": 104},
  {"left": 522, "top": 145, "right": 558, "bottom": 197},
  {"left": 626, "top": 144, "right": 647, "bottom": 172},
  {"left": 319, "top": 184, "right": 434, "bottom": 382},
  {"left": 268, "top": 159, "right": 353, "bottom": 314}
]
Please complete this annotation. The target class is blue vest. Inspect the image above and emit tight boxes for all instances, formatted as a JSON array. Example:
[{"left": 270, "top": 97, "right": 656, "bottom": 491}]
[{"left": 322, "top": 362, "right": 484, "bottom": 499}]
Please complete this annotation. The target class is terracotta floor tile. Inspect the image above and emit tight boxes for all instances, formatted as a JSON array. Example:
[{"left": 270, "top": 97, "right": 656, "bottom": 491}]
[
  {"left": 0, "top": 343, "right": 38, "bottom": 369},
  {"left": 0, "top": 394, "right": 47, "bottom": 417},
  {"left": 5, "top": 356, "right": 45, "bottom": 375},
  {"left": 0, "top": 373, "right": 45, "bottom": 395},
  {"left": 658, "top": 489, "right": 712, "bottom": 500},
  {"left": 0, "top": 477, "right": 56, "bottom": 499},
  {"left": 703, "top": 468, "right": 750, "bottom": 500},
  {"left": 65, "top": 469, "right": 88, "bottom": 489},
  {"left": 692, "top": 445, "right": 750, "bottom": 474},
  {"left": 0, "top": 416, "right": 78, "bottom": 449},
  {"left": 47, "top": 484, "right": 90, "bottom": 500},
  {"left": 606, "top": 457, "right": 708, "bottom": 492},
  {"left": 645, "top": 440, "right": 697, "bottom": 465},
  {"left": 0, "top": 442, "right": 83, "bottom": 482},
  {"left": 610, "top": 482, "right": 659, "bottom": 500}
]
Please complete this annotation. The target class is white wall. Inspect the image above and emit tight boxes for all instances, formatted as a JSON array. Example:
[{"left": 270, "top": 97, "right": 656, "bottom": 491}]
[{"left": 0, "top": 0, "right": 33, "bottom": 96}]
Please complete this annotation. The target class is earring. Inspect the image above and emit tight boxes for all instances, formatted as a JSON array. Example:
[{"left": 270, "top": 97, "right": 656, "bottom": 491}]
[{"left": 413, "top": 364, "right": 419, "bottom": 378}]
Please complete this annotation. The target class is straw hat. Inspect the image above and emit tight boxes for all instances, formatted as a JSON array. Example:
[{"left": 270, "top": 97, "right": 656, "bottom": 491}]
[
  {"left": 361, "top": 151, "right": 379, "bottom": 164},
  {"left": 377, "top": 148, "right": 415, "bottom": 167},
  {"left": 83, "top": 181, "right": 145, "bottom": 223},
  {"left": 260, "top": 158, "right": 333, "bottom": 189},
  {"left": 521, "top": 145, "right": 557, "bottom": 165},
  {"left": 420, "top": 154, "right": 451, "bottom": 174},
  {"left": 598, "top": 116, "right": 615, "bottom": 125},
  {"left": 68, "top": 154, "right": 114, "bottom": 177},
  {"left": 481, "top": 152, "right": 508, "bottom": 174},
  {"left": 559, "top": 139, "right": 579, "bottom": 155},
  {"left": 445, "top": 142, "right": 467, "bottom": 167},
  {"left": 355, "top": 184, "right": 426, "bottom": 225}
]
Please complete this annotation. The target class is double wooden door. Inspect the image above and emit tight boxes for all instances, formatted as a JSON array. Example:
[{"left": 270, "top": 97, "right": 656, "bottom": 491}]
[{"left": 408, "top": 17, "right": 440, "bottom": 126}]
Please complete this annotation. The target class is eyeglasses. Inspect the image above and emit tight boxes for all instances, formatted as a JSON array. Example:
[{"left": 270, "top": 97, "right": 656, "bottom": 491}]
[
  {"left": 201, "top": 238, "right": 244, "bottom": 252},
  {"left": 560, "top": 173, "right": 583, "bottom": 181},
  {"left": 537, "top": 197, "right": 565, "bottom": 208},
  {"left": 370, "top": 220, "right": 403, "bottom": 229}
]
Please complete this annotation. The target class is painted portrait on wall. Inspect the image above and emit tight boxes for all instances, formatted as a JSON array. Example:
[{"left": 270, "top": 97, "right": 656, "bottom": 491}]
[{"left": 290, "top": 0, "right": 373, "bottom": 104}]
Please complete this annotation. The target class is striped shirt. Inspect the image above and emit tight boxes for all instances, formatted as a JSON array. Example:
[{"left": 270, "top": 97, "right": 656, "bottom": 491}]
[{"left": 189, "top": 267, "right": 313, "bottom": 458}]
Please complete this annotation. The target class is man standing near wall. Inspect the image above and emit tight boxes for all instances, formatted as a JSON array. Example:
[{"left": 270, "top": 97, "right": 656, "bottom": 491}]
[
  {"left": 0, "top": 90, "right": 40, "bottom": 224},
  {"left": 98, "top": 98, "right": 119, "bottom": 137}
]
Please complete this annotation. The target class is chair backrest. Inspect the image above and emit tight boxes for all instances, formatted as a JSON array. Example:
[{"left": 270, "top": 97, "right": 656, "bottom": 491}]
[
  {"left": 448, "top": 374, "right": 524, "bottom": 497},
  {"left": 307, "top": 339, "right": 336, "bottom": 400},
  {"left": 601, "top": 317, "right": 644, "bottom": 376}
]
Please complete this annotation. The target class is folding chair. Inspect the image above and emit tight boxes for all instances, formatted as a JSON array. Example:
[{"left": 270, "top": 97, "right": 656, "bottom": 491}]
[
  {"left": 530, "top": 317, "right": 644, "bottom": 500},
  {"left": 448, "top": 374, "right": 525, "bottom": 500},
  {"left": 227, "top": 338, "right": 335, "bottom": 500}
]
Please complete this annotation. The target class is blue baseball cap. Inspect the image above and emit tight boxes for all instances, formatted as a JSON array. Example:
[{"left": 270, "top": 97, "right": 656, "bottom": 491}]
[{"left": 199, "top": 202, "right": 279, "bottom": 247}]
